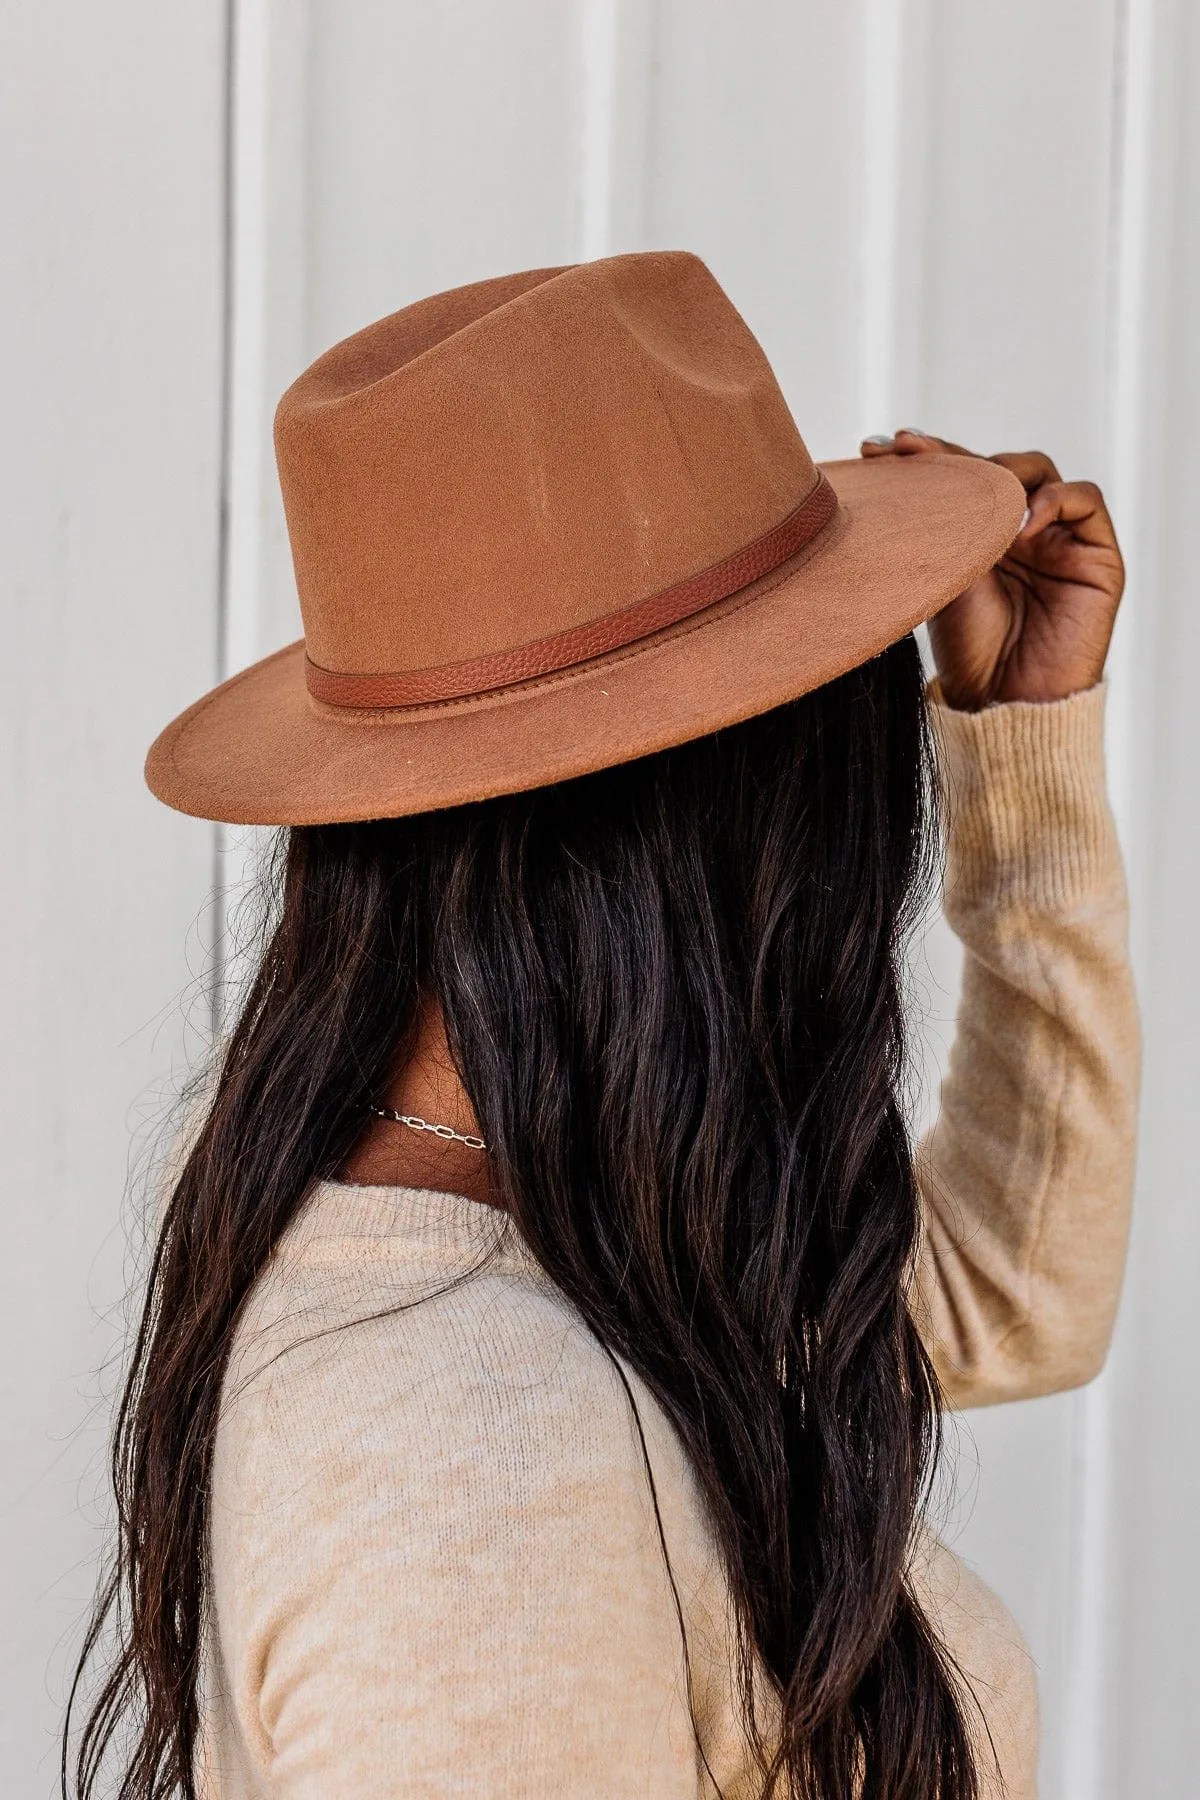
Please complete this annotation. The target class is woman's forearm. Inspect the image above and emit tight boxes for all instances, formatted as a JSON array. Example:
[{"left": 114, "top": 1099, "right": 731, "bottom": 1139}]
[{"left": 911, "top": 683, "right": 1139, "bottom": 1410}]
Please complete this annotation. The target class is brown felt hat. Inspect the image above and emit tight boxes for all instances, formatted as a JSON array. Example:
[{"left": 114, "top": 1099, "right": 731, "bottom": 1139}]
[{"left": 146, "top": 252, "right": 1025, "bottom": 826}]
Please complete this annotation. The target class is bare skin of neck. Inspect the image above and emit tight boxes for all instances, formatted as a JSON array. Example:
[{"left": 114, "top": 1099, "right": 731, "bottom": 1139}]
[{"left": 338, "top": 999, "right": 501, "bottom": 1208}]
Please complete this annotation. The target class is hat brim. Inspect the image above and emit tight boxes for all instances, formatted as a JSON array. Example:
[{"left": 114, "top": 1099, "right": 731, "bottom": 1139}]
[{"left": 146, "top": 452, "right": 1026, "bottom": 826}]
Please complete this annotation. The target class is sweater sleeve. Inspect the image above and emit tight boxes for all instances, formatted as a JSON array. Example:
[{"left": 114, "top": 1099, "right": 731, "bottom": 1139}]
[
  {"left": 911, "top": 683, "right": 1140, "bottom": 1410},
  {"left": 204, "top": 1280, "right": 709, "bottom": 1799}
]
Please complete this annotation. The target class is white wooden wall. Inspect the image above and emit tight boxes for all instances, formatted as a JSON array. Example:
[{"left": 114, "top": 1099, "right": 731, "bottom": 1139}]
[
  {"left": 4, "top": 3, "right": 1198, "bottom": 1794},
  {"left": 1, "top": 1, "right": 228, "bottom": 1792}
]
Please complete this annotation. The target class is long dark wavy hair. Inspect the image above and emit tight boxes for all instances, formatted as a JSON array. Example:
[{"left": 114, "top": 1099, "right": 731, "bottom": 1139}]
[{"left": 68, "top": 631, "right": 982, "bottom": 1799}]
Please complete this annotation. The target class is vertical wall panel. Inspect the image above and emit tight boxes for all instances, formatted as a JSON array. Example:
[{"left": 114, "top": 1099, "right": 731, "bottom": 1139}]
[
  {"left": 645, "top": 1, "right": 868, "bottom": 459},
  {"left": 919, "top": 3, "right": 1119, "bottom": 472},
  {"left": 897, "top": 9, "right": 1123, "bottom": 1791},
  {"left": 224, "top": 0, "right": 312, "bottom": 673},
  {"left": 305, "top": 0, "right": 587, "bottom": 357},
  {"left": 0, "top": 1, "right": 227, "bottom": 1789},
  {"left": 1103, "top": 2, "right": 1200, "bottom": 1791}
]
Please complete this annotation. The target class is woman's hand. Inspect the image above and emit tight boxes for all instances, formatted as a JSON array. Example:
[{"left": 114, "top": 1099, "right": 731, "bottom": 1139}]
[{"left": 860, "top": 429, "right": 1125, "bottom": 711}]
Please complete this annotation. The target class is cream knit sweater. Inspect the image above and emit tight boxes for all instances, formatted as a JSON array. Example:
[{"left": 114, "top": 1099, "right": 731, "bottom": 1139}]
[{"left": 199, "top": 685, "right": 1138, "bottom": 1799}]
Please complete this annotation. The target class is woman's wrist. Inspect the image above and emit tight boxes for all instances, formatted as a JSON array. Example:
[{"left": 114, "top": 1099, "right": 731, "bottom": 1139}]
[
  {"left": 931, "top": 682, "right": 1119, "bottom": 913},
  {"left": 933, "top": 673, "right": 1106, "bottom": 713}
]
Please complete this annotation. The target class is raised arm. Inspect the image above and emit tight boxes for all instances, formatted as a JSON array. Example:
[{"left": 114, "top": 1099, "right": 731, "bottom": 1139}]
[
  {"left": 859, "top": 432, "right": 1138, "bottom": 1409},
  {"left": 914, "top": 683, "right": 1137, "bottom": 1406}
]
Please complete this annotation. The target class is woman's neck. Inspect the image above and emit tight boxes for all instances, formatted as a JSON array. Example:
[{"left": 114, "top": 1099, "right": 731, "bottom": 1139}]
[{"left": 337, "top": 999, "right": 501, "bottom": 1207}]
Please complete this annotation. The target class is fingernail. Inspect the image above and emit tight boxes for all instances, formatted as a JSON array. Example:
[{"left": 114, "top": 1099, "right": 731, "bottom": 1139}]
[
  {"left": 898, "top": 427, "right": 929, "bottom": 438},
  {"left": 1019, "top": 507, "right": 1031, "bottom": 531},
  {"left": 864, "top": 434, "right": 894, "bottom": 445}
]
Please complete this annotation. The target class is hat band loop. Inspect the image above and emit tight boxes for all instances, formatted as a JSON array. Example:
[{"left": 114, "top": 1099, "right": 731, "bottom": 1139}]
[{"left": 304, "top": 470, "right": 837, "bottom": 711}]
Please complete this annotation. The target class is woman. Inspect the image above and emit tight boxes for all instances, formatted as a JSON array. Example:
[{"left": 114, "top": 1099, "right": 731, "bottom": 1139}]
[{"left": 71, "top": 254, "right": 1137, "bottom": 1799}]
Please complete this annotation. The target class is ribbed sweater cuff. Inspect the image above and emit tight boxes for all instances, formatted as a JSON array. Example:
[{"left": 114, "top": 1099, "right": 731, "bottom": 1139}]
[{"left": 930, "top": 681, "right": 1120, "bottom": 913}]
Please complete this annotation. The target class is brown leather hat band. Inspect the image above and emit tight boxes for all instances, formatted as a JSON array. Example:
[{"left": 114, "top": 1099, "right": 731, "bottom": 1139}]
[{"left": 305, "top": 470, "right": 837, "bottom": 711}]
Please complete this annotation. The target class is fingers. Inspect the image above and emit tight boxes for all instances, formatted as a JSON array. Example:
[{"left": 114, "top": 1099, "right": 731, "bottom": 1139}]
[
  {"left": 860, "top": 428, "right": 967, "bottom": 459},
  {"left": 989, "top": 449, "right": 1063, "bottom": 489},
  {"left": 857, "top": 432, "right": 1121, "bottom": 564},
  {"left": 1016, "top": 477, "right": 1122, "bottom": 556},
  {"left": 858, "top": 435, "right": 1063, "bottom": 484}
]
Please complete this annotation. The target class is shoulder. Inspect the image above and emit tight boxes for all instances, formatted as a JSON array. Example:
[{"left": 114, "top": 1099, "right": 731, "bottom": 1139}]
[
  {"left": 207, "top": 1230, "right": 714, "bottom": 1792},
  {"left": 220, "top": 1239, "right": 638, "bottom": 1486},
  {"left": 211, "top": 1236, "right": 688, "bottom": 1609}
]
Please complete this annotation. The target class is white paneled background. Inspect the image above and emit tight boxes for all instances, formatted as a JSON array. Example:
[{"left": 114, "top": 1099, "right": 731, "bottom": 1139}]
[{"left": 3, "top": 3, "right": 1198, "bottom": 1794}]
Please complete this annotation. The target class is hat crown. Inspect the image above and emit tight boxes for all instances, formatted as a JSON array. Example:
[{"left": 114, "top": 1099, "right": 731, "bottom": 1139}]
[{"left": 274, "top": 253, "right": 818, "bottom": 683}]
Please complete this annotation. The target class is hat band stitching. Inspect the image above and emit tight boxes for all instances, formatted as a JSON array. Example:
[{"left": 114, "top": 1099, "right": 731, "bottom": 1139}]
[{"left": 304, "top": 472, "right": 837, "bottom": 710}]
